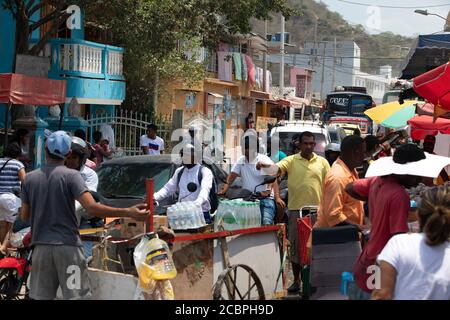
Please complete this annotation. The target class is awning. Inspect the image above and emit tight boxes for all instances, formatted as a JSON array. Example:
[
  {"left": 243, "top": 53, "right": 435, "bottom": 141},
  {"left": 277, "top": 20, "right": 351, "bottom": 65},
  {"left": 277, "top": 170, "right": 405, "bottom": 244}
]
[
  {"left": 204, "top": 78, "right": 238, "bottom": 87},
  {"left": 0, "top": 73, "right": 66, "bottom": 105},
  {"left": 287, "top": 96, "right": 310, "bottom": 109},
  {"left": 268, "top": 99, "right": 291, "bottom": 107},
  {"left": 408, "top": 115, "right": 450, "bottom": 140},
  {"left": 413, "top": 62, "right": 450, "bottom": 111},
  {"left": 208, "top": 92, "right": 224, "bottom": 98},
  {"left": 400, "top": 33, "right": 450, "bottom": 79},
  {"left": 250, "top": 90, "right": 271, "bottom": 101}
]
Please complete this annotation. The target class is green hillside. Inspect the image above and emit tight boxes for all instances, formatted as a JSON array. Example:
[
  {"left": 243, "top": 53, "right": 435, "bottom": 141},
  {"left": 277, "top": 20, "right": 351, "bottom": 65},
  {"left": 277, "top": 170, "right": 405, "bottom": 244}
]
[{"left": 252, "top": 0, "right": 415, "bottom": 76}]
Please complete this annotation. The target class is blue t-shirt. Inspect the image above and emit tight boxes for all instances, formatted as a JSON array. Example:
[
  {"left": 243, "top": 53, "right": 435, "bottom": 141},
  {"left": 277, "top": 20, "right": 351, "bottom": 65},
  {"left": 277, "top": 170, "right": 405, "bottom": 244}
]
[{"left": 0, "top": 158, "right": 24, "bottom": 193}]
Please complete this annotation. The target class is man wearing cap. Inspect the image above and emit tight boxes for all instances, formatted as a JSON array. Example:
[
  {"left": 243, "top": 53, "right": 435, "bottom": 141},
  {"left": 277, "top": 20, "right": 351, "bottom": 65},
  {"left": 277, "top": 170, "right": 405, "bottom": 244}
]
[{"left": 20, "top": 131, "right": 149, "bottom": 300}]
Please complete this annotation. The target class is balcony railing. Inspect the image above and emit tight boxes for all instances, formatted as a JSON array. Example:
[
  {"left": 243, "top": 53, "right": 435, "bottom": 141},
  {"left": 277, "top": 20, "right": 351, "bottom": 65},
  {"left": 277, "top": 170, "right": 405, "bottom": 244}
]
[{"left": 49, "top": 38, "right": 124, "bottom": 81}]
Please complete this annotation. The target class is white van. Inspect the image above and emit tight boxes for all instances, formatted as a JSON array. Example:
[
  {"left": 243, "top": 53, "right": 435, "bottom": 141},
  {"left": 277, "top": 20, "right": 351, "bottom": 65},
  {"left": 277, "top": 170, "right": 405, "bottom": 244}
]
[{"left": 270, "top": 121, "right": 331, "bottom": 157}]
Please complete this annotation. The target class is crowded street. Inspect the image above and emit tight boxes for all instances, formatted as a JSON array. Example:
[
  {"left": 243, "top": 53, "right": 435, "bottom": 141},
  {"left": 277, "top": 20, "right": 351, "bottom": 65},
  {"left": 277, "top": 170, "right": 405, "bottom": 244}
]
[{"left": 0, "top": 0, "right": 449, "bottom": 306}]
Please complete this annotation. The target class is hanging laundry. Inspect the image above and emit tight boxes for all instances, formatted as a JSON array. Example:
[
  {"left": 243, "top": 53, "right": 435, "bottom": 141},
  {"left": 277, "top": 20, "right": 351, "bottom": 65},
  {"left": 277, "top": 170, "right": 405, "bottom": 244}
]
[
  {"left": 265, "top": 70, "right": 272, "bottom": 92},
  {"left": 256, "top": 67, "right": 264, "bottom": 90},
  {"left": 245, "top": 55, "right": 256, "bottom": 86},
  {"left": 218, "top": 52, "right": 233, "bottom": 82},
  {"left": 218, "top": 43, "right": 229, "bottom": 52},
  {"left": 241, "top": 54, "right": 248, "bottom": 82},
  {"left": 233, "top": 53, "right": 242, "bottom": 81}
]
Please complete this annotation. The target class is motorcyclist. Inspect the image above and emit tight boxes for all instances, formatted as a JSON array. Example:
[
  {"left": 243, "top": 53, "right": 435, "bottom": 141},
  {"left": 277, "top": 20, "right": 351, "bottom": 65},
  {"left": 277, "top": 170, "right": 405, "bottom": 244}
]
[
  {"left": 65, "top": 136, "right": 101, "bottom": 259},
  {"left": 154, "top": 144, "right": 214, "bottom": 224}
]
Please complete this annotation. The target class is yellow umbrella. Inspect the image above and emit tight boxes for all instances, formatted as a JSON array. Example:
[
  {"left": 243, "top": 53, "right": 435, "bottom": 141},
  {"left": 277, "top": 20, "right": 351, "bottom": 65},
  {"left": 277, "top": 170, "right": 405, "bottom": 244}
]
[{"left": 364, "top": 100, "right": 417, "bottom": 127}]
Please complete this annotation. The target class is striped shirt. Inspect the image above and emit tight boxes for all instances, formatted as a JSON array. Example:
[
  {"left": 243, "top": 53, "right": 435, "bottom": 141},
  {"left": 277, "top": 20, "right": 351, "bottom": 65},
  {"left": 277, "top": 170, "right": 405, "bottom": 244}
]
[{"left": 0, "top": 158, "right": 24, "bottom": 193}]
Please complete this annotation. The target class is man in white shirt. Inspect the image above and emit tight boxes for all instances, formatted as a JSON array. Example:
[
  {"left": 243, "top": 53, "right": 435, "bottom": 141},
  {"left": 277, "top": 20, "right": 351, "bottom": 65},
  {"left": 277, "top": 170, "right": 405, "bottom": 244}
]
[
  {"left": 219, "top": 135, "right": 285, "bottom": 225},
  {"left": 154, "top": 144, "right": 214, "bottom": 223},
  {"left": 140, "top": 124, "right": 165, "bottom": 155}
]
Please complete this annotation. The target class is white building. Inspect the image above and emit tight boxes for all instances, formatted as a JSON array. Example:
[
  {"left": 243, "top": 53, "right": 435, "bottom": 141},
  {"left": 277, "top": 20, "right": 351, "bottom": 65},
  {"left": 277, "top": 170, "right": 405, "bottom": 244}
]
[
  {"left": 354, "top": 69, "right": 391, "bottom": 104},
  {"left": 267, "top": 41, "right": 392, "bottom": 103}
]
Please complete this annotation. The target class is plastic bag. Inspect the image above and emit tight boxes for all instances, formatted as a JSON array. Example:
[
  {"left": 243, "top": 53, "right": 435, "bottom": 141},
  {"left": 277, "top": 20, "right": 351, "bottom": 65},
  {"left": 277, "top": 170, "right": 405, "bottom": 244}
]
[
  {"left": 133, "top": 233, "right": 177, "bottom": 300},
  {"left": 9, "top": 227, "right": 31, "bottom": 248},
  {"left": 0, "top": 193, "right": 21, "bottom": 219}
]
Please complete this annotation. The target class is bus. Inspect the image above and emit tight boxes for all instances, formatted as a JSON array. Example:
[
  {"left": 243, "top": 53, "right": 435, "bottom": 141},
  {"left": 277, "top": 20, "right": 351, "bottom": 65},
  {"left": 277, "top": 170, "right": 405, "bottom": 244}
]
[{"left": 322, "top": 90, "right": 375, "bottom": 135}]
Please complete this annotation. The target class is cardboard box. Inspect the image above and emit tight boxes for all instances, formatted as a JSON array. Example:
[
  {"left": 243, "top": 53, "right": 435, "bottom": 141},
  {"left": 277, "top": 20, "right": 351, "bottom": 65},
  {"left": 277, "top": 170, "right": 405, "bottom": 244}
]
[{"left": 119, "top": 216, "right": 168, "bottom": 239}]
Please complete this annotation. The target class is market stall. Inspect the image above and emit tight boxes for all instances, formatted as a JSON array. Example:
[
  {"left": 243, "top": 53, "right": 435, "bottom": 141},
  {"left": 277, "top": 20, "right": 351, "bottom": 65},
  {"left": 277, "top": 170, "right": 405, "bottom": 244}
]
[{"left": 0, "top": 73, "right": 66, "bottom": 166}]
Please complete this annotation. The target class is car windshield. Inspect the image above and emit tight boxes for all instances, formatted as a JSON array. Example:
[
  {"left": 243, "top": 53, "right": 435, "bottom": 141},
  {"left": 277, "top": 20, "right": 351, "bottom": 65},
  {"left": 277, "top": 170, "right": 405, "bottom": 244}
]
[
  {"left": 97, "top": 162, "right": 173, "bottom": 198},
  {"left": 351, "top": 96, "right": 373, "bottom": 115},
  {"left": 329, "top": 131, "right": 339, "bottom": 143},
  {"left": 277, "top": 132, "right": 327, "bottom": 156}
]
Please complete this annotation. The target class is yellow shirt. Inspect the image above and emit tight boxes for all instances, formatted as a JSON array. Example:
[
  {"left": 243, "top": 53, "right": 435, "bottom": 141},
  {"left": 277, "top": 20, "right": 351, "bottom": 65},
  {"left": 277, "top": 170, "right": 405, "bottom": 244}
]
[
  {"left": 314, "top": 158, "right": 364, "bottom": 228},
  {"left": 277, "top": 153, "right": 330, "bottom": 210}
]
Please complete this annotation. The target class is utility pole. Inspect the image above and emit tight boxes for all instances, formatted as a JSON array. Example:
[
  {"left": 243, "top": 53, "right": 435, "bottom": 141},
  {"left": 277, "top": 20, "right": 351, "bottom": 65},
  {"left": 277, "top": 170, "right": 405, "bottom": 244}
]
[
  {"left": 280, "top": 14, "right": 285, "bottom": 98},
  {"left": 311, "top": 16, "right": 318, "bottom": 71},
  {"left": 319, "top": 42, "right": 326, "bottom": 101},
  {"left": 332, "top": 37, "right": 337, "bottom": 91},
  {"left": 263, "top": 20, "right": 268, "bottom": 93}
]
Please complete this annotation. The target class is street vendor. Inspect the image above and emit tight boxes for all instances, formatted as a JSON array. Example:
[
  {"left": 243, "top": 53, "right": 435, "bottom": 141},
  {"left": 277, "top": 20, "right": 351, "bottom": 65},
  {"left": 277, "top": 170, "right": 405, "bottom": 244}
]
[
  {"left": 257, "top": 131, "right": 330, "bottom": 294},
  {"left": 153, "top": 144, "right": 214, "bottom": 224}
]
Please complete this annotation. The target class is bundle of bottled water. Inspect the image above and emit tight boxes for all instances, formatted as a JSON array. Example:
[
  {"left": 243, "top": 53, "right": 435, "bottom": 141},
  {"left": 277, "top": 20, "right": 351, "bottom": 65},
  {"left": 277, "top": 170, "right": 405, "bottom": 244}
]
[
  {"left": 214, "top": 199, "right": 261, "bottom": 231},
  {"left": 167, "top": 201, "right": 206, "bottom": 230}
]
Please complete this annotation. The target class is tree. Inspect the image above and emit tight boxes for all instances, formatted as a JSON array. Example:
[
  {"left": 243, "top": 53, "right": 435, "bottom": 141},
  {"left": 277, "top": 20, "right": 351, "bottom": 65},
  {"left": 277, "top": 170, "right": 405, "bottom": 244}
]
[
  {"left": 90, "top": 0, "right": 296, "bottom": 114},
  {"left": 1, "top": 0, "right": 91, "bottom": 56}
]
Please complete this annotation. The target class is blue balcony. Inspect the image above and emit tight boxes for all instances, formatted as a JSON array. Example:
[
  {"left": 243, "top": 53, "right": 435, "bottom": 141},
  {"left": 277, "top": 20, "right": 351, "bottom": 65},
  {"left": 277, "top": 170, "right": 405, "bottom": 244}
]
[
  {"left": 47, "top": 38, "right": 126, "bottom": 106},
  {"left": 48, "top": 38, "right": 124, "bottom": 81}
]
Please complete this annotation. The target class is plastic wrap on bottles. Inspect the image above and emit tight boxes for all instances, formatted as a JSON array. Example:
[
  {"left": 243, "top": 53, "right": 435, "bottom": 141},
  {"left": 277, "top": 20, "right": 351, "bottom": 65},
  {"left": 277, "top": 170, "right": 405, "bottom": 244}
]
[
  {"left": 167, "top": 201, "right": 206, "bottom": 230},
  {"left": 215, "top": 199, "right": 261, "bottom": 231}
]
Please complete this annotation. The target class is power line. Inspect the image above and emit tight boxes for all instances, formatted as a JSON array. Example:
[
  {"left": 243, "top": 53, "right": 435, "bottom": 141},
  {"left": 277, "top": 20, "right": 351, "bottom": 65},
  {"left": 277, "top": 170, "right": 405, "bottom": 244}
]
[
  {"left": 285, "top": 52, "right": 407, "bottom": 60},
  {"left": 333, "top": 0, "right": 450, "bottom": 9}
]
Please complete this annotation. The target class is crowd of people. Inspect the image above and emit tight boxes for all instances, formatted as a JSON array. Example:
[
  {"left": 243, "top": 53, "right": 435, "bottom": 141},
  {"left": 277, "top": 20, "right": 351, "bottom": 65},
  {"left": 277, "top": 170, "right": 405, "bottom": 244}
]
[
  {"left": 258, "top": 130, "right": 449, "bottom": 300},
  {"left": 0, "top": 122, "right": 448, "bottom": 300}
]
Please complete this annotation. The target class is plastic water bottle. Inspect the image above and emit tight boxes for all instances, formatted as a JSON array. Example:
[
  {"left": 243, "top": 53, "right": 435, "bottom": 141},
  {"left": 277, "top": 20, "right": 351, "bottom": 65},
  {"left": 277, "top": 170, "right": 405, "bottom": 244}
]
[
  {"left": 255, "top": 201, "right": 261, "bottom": 227},
  {"left": 197, "top": 204, "right": 205, "bottom": 226},
  {"left": 244, "top": 203, "right": 250, "bottom": 229}
]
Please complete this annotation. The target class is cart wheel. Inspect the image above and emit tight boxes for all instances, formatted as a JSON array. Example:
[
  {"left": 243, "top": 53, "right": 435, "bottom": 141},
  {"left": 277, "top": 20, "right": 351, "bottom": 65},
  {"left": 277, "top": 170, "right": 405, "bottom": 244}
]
[{"left": 213, "top": 264, "right": 265, "bottom": 300}]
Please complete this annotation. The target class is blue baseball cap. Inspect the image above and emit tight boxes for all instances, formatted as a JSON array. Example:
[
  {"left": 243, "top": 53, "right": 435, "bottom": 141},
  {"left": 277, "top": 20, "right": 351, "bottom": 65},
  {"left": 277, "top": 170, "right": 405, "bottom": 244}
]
[{"left": 46, "top": 131, "right": 72, "bottom": 159}]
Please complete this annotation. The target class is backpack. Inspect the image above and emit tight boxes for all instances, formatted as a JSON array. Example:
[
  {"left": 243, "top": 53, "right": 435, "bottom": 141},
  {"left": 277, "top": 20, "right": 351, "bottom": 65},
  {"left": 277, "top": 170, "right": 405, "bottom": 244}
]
[{"left": 176, "top": 165, "right": 219, "bottom": 214}]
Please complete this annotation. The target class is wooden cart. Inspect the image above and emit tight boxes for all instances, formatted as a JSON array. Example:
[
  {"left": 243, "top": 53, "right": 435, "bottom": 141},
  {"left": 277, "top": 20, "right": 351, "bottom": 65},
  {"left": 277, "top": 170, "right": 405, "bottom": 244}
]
[{"left": 84, "top": 225, "right": 287, "bottom": 300}]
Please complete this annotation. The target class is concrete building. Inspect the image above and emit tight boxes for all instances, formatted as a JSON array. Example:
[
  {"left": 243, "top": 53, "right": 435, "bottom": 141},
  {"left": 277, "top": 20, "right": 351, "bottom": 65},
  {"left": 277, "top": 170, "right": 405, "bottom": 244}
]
[
  {"left": 267, "top": 40, "right": 361, "bottom": 100},
  {"left": 354, "top": 68, "right": 391, "bottom": 104},
  {"left": 0, "top": 3, "right": 125, "bottom": 168},
  {"left": 267, "top": 41, "right": 392, "bottom": 103}
]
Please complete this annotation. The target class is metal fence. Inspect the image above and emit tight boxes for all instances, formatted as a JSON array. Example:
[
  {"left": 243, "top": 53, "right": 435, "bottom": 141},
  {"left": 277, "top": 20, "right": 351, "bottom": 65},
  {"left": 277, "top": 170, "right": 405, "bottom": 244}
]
[{"left": 86, "top": 109, "right": 173, "bottom": 157}]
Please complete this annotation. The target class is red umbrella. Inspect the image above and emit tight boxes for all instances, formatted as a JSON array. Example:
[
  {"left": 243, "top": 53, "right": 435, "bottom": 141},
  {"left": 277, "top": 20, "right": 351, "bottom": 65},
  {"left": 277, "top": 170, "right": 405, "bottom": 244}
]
[
  {"left": 408, "top": 115, "right": 450, "bottom": 140},
  {"left": 413, "top": 62, "right": 450, "bottom": 111}
]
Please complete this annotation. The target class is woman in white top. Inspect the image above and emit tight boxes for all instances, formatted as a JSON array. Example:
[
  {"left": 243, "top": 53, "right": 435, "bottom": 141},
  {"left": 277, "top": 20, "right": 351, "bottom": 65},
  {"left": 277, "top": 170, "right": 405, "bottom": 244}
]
[{"left": 372, "top": 183, "right": 450, "bottom": 300}]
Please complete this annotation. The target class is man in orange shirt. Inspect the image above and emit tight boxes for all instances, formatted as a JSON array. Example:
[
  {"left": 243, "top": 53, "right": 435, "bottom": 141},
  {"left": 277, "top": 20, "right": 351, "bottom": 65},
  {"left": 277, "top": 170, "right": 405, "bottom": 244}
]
[{"left": 314, "top": 135, "right": 366, "bottom": 229}]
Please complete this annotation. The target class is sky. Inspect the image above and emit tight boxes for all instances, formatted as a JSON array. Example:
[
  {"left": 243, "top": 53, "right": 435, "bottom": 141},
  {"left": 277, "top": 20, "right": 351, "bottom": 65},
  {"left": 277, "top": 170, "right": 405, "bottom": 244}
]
[{"left": 317, "top": 0, "right": 450, "bottom": 37}]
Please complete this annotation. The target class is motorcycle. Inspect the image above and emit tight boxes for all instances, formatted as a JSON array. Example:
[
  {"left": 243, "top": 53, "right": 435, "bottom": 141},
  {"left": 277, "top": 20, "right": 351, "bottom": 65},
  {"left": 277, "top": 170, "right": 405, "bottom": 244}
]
[
  {"left": 224, "top": 176, "right": 277, "bottom": 202},
  {"left": 0, "top": 230, "right": 32, "bottom": 300}
]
